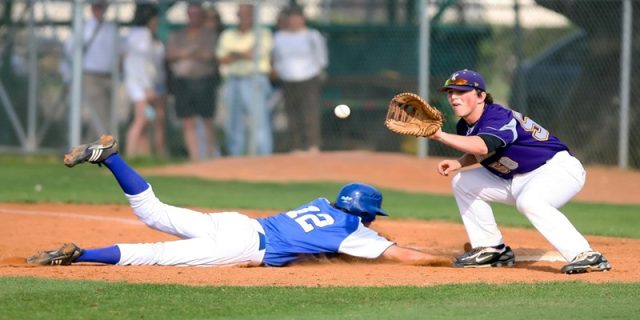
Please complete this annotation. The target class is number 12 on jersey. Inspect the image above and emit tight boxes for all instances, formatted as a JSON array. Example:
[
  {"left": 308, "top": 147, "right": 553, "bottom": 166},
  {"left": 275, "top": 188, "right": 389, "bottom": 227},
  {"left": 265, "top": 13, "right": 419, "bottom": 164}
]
[{"left": 286, "top": 206, "right": 336, "bottom": 232}]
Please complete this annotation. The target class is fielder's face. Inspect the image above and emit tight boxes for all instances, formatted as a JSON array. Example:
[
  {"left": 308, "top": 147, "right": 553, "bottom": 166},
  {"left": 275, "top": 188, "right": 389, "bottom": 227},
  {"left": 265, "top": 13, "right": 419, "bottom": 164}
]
[{"left": 446, "top": 89, "right": 485, "bottom": 122}]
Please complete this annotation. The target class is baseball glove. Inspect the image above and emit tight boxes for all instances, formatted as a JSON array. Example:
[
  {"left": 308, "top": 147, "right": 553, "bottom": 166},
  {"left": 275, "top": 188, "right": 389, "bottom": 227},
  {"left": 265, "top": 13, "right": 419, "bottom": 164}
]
[{"left": 384, "top": 92, "right": 444, "bottom": 137}]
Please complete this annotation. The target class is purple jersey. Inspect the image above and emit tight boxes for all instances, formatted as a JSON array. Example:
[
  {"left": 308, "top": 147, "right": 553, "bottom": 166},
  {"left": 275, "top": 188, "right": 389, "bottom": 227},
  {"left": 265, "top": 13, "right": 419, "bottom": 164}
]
[
  {"left": 456, "top": 103, "right": 568, "bottom": 179},
  {"left": 257, "top": 198, "right": 393, "bottom": 267}
]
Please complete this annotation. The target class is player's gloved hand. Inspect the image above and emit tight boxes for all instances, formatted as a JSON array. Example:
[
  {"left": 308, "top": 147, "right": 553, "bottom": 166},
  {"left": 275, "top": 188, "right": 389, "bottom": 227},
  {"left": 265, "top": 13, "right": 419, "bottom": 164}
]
[{"left": 385, "top": 92, "right": 444, "bottom": 137}]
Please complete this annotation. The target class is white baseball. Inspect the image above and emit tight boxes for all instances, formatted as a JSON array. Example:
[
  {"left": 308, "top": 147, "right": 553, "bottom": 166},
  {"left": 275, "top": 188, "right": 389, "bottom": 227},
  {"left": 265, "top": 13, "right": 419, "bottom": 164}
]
[{"left": 334, "top": 104, "right": 351, "bottom": 119}]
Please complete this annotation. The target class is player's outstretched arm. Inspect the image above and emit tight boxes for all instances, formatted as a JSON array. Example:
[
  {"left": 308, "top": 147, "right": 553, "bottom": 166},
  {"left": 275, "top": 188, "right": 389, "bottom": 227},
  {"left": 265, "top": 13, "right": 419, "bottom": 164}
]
[
  {"left": 380, "top": 245, "right": 452, "bottom": 266},
  {"left": 431, "top": 130, "right": 488, "bottom": 155}
]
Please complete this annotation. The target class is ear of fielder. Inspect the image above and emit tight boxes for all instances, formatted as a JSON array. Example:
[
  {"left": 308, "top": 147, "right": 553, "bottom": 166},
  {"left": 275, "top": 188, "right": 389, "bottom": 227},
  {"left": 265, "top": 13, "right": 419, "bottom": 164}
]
[
  {"left": 27, "top": 135, "right": 450, "bottom": 268},
  {"left": 431, "top": 69, "right": 611, "bottom": 274}
]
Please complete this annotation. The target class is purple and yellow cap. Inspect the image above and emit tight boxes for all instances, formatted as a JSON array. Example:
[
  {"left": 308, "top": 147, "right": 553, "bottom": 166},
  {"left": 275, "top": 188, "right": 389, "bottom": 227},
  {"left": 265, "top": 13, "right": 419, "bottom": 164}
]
[{"left": 439, "top": 69, "right": 486, "bottom": 92}]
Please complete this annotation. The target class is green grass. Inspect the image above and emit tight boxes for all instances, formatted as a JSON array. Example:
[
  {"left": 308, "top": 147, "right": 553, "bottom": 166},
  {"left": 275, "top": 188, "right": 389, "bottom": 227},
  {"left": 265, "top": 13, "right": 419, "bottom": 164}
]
[
  {"left": 2, "top": 157, "right": 639, "bottom": 319},
  {"left": 1, "top": 277, "right": 638, "bottom": 320},
  {"left": 1, "top": 157, "right": 639, "bottom": 238}
]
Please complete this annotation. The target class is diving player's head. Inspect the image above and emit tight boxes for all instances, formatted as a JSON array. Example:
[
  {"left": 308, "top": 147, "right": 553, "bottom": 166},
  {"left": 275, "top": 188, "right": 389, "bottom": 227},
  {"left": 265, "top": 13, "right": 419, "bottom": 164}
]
[{"left": 334, "top": 183, "right": 388, "bottom": 225}]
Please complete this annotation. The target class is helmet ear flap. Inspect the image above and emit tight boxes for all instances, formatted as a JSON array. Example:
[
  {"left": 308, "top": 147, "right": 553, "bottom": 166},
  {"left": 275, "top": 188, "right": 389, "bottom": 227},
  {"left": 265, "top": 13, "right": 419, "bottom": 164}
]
[
  {"left": 359, "top": 213, "right": 376, "bottom": 224},
  {"left": 334, "top": 183, "right": 388, "bottom": 222}
]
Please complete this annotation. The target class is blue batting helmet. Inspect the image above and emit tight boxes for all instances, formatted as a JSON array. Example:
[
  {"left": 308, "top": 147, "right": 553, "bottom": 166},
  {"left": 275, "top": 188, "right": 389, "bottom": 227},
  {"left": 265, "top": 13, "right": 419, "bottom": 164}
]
[{"left": 334, "top": 183, "right": 388, "bottom": 223}]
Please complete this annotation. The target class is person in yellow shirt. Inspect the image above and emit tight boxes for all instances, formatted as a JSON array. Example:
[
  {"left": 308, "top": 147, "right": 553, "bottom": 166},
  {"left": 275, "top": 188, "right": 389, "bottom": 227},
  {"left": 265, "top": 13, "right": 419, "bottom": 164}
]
[{"left": 217, "top": 4, "right": 273, "bottom": 156}]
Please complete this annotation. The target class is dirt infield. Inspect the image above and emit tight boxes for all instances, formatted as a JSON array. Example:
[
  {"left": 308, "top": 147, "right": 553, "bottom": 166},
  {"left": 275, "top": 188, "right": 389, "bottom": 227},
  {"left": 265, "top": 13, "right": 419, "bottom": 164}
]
[{"left": 1, "top": 151, "right": 639, "bottom": 286}]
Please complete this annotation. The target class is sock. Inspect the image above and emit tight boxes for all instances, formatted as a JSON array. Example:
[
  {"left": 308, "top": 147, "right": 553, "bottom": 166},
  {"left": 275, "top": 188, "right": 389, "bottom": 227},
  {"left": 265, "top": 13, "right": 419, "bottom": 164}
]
[
  {"left": 103, "top": 154, "right": 149, "bottom": 195},
  {"left": 493, "top": 244, "right": 505, "bottom": 250},
  {"left": 74, "top": 245, "right": 121, "bottom": 265}
]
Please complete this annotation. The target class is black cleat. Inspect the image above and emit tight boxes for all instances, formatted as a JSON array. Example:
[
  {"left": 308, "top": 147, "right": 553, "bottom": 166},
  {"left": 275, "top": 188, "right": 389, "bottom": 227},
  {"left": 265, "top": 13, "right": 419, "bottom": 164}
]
[
  {"left": 64, "top": 134, "right": 118, "bottom": 167},
  {"left": 27, "top": 243, "right": 84, "bottom": 266},
  {"left": 453, "top": 245, "right": 515, "bottom": 268},
  {"left": 561, "top": 251, "right": 612, "bottom": 274}
]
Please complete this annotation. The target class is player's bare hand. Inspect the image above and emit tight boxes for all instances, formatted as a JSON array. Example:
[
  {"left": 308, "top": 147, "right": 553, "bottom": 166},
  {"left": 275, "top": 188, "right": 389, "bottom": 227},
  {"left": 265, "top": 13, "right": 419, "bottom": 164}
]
[{"left": 437, "top": 159, "right": 462, "bottom": 176}]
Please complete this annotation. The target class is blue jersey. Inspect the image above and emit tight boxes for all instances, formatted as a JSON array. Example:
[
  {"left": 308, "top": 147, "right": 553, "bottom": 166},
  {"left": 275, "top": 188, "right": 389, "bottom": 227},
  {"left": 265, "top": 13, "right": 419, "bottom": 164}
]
[
  {"left": 257, "top": 198, "right": 394, "bottom": 267},
  {"left": 456, "top": 103, "right": 569, "bottom": 179}
]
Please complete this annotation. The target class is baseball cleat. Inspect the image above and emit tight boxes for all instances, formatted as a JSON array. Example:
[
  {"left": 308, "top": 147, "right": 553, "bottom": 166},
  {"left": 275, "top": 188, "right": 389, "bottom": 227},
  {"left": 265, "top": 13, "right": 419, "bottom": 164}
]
[
  {"left": 561, "top": 251, "right": 612, "bottom": 274},
  {"left": 453, "top": 245, "right": 515, "bottom": 268},
  {"left": 27, "top": 243, "right": 84, "bottom": 266},
  {"left": 64, "top": 134, "right": 118, "bottom": 167}
]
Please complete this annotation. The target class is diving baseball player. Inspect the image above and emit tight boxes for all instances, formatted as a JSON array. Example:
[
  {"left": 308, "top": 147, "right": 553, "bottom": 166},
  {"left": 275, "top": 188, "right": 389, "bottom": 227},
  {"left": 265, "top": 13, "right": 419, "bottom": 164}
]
[
  {"left": 429, "top": 69, "right": 611, "bottom": 274},
  {"left": 27, "top": 135, "right": 449, "bottom": 267}
]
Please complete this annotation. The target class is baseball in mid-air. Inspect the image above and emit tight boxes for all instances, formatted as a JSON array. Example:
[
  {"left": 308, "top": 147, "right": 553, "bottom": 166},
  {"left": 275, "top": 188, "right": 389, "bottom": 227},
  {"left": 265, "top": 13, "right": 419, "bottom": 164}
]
[{"left": 334, "top": 104, "right": 351, "bottom": 119}]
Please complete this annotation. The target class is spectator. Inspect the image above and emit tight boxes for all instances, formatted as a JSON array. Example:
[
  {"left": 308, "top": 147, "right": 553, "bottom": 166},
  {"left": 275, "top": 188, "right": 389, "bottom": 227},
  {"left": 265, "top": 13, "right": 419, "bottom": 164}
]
[
  {"left": 203, "top": 3, "right": 224, "bottom": 158},
  {"left": 123, "top": 3, "right": 166, "bottom": 158},
  {"left": 59, "top": 0, "right": 119, "bottom": 141},
  {"left": 166, "top": 3, "right": 218, "bottom": 161},
  {"left": 272, "top": 6, "right": 328, "bottom": 153},
  {"left": 267, "top": 8, "right": 289, "bottom": 151},
  {"left": 217, "top": 4, "right": 273, "bottom": 156},
  {"left": 203, "top": 3, "right": 224, "bottom": 37}
]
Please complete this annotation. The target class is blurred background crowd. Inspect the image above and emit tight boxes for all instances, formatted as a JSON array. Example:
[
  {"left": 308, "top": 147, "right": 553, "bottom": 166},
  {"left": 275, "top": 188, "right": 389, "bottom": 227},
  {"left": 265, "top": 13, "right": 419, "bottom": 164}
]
[
  {"left": 1, "top": 0, "right": 639, "bottom": 168},
  {"left": 59, "top": 1, "right": 328, "bottom": 160}
]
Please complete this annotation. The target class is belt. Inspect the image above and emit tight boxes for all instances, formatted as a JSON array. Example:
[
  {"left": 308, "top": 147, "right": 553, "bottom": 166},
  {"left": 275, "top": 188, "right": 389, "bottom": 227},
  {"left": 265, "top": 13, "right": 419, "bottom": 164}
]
[{"left": 258, "top": 231, "right": 266, "bottom": 251}]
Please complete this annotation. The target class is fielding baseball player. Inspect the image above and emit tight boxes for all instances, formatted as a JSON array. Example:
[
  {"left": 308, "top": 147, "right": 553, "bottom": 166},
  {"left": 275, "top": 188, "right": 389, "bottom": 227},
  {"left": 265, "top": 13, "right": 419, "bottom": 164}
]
[
  {"left": 430, "top": 69, "right": 611, "bottom": 274},
  {"left": 28, "top": 135, "right": 449, "bottom": 267}
]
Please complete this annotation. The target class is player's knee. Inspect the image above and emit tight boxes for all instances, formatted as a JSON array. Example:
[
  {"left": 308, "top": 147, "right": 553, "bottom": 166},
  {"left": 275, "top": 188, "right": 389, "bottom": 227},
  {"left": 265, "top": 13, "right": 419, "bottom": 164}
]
[
  {"left": 516, "top": 195, "right": 546, "bottom": 215},
  {"left": 132, "top": 199, "right": 169, "bottom": 227},
  {"left": 451, "top": 171, "right": 476, "bottom": 196}
]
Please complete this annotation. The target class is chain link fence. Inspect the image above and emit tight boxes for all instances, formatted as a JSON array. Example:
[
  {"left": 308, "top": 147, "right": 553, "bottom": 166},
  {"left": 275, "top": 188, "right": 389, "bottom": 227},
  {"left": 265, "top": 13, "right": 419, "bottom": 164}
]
[{"left": 0, "top": 0, "right": 638, "bottom": 168}]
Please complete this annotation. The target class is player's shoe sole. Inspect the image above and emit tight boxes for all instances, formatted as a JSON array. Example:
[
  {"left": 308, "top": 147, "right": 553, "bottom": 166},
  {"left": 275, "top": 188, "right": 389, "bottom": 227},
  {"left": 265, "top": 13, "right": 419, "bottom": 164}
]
[
  {"left": 453, "top": 245, "right": 515, "bottom": 268},
  {"left": 561, "top": 251, "right": 612, "bottom": 274},
  {"left": 64, "top": 134, "right": 118, "bottom": 167},
  {"left": 27, "top": 243, "right": 84, "bottom": 266}
]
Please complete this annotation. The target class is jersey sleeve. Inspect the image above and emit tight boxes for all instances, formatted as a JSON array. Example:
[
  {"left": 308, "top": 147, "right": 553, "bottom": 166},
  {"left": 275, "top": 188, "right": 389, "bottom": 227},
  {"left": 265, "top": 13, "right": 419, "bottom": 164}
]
[
  {"left": 337, "top": 223, "right": 395, "bottom": 259},
  {"left": 477, "top": 108, "right": 518, "bottom": 146}
]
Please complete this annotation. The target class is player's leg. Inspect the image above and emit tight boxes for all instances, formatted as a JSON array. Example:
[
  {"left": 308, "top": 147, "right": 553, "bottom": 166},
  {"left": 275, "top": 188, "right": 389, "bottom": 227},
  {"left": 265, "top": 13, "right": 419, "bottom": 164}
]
[
  {"left": 224, "top": 78, "right": 246, "bottom": 156},
  {"left": 74, "top": 245, "right": 120, "bottom": 264},
  {"left": 93, "top": 150, "right": 225, "bottom": 238},
  {"left": 82, "top": 73, "right": 108, "bottom": 140},
  {"left": 64, "top": 137, "right": 220, "bottom": 238},
  {"left": 26, "top": 242, "right": 120, "bottom": 266},
  {"left": 451, "top": 167, "right": 516, "bottom": 267},
  {"left": 125, "top": 186, "right": 230, "bottom": 239},
  {"left": 28, "top": 212, "right": 262, "bottom": 266},
  {"left": 452, "top": 167, "right": 515, "bottom": 247},
  {"left": 512, "top": 151, "right": 611, "bottom": 273},
  {"left": 282, "top": 81, "right": 304, "bottom": 150},
  {"left": 302, "top": 76, "right": 323, "bottom": 152},
  {"left": 102, "top": 153, "right": 150, "bottom": 195},
  {"left": 241, "top": 74, "right": 272, "bottom": 155},
  {"left": 512, "top": 153, "right": 589, "bottom": 260},
  {"left": 27, "top": 213, "right": 265, "bottom": 267},
  {"left": 119, "top": 212, "right": 264, "bottom": 266}
]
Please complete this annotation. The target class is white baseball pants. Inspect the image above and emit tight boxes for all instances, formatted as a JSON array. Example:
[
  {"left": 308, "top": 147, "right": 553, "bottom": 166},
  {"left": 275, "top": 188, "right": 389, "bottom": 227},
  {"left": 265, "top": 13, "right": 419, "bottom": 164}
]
[
  {"left": 451, "top": 151, "right": 592, "bottom": 261},
  {"left": 116, "top": 187, "right": 265, "bottom": 266}
]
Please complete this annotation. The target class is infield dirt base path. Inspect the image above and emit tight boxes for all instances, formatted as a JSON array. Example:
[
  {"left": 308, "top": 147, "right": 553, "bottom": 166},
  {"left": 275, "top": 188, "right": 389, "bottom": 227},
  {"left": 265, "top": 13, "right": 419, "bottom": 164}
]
[{"left": 1, "top": 151, "right": 639, "bottom": 286}]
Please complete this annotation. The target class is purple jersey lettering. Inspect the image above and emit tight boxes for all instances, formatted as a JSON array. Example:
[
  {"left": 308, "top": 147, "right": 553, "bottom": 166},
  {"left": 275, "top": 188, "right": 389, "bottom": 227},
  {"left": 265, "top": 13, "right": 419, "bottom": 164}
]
[{"left": 456, "top": 103, "right": 568, "bottom": 179}]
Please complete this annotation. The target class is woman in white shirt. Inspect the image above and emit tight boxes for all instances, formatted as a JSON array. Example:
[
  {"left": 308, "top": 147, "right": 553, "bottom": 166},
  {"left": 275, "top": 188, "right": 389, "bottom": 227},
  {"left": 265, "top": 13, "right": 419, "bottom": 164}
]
[
  {"left": 124, "top": 3, "right": 166, "bottom": 157},
  {"left": 272, "top": 6, "right": 328, "bottom": 153}
]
